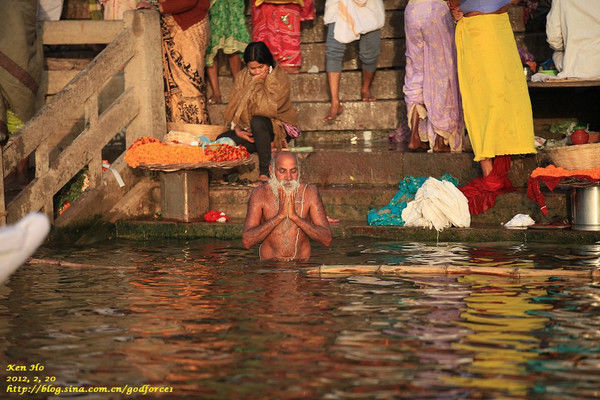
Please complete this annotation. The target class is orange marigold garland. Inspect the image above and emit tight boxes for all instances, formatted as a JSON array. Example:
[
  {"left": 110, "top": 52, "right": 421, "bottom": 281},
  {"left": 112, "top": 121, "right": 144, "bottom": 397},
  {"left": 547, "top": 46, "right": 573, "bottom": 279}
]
[{"left": 125, "top": 136, "right": 250, "bottom": 168}]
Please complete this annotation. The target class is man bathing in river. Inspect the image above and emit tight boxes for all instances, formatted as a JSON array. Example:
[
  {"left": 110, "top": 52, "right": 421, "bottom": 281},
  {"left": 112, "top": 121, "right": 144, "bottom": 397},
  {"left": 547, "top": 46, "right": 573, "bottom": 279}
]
[{"left": 242, "top": 152, "right": 332, "bottom": 261}]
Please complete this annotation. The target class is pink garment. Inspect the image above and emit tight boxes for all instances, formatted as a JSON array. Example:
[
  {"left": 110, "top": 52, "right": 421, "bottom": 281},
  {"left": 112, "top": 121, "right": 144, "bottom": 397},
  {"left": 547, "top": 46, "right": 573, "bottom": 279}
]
[
  {"left": 251, "top": 1, "right": 315, "bottom": 68},
  {"left": 402, "top": 0, "right": 463, "bottom": 151}
]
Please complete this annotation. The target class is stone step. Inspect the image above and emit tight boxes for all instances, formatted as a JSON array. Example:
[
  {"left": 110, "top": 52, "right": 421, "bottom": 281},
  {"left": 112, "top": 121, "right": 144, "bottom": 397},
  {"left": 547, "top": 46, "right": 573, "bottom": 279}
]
[
  {"left": 207, "top": 184, "right": 567, "bottom": 225},
  {"left": 297, "top": 150, "right": 539, "bottom": 187},
  {"left": 300, "top": 11, "right": 404, "bottom": 44},
  {"left": 115, "top": 218, "right": 600, "bottom": 244},
  {"left": 210, "top": 69, "right": 404, "bottom": 103},
  {"left": 302, "top": 38, "right": 404, "bottom": 73},
  {"left": 209, "top": 99, "right": 402, "bottom": 131},
  {"left": 315, "top": 0, "right": 409, "bottom": 13},
  {"left": 298, "top": 6, "right": 524, "bottom": 44}
]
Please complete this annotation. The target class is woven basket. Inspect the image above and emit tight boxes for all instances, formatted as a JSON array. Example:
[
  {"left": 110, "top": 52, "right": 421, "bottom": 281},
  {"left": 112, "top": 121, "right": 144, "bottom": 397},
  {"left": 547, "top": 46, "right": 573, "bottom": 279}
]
[
  {"left": 166, "top": 123, "right": 228, "bottom": 141},
  {"left": 138, "top": 157, "right": 253, "bottom": 172},
  {"left": 545, "top": 143, "right": 600, "bottom": 171}
]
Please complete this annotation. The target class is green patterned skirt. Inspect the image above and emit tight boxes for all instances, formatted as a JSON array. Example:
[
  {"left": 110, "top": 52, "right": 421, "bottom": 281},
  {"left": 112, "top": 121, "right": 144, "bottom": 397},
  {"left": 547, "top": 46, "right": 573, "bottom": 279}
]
[{"left": 206, "top": 0, "right": 250, "bottom": 67}]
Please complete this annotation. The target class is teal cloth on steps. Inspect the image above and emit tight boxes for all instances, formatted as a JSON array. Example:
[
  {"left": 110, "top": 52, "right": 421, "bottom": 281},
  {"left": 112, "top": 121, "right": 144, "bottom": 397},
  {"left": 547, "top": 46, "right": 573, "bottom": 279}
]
[{"left": 367, "top": 174, "right": 459, "bottom": 226}]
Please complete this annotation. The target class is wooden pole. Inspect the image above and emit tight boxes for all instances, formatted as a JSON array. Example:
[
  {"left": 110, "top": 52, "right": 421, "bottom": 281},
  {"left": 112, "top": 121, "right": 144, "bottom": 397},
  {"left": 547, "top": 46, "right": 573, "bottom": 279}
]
[
  {"left": 306, "top": 264, "right": 600, "bottom": 279},
  {"left": 26, "top": 258, "right": 136, "bottom": 270}
]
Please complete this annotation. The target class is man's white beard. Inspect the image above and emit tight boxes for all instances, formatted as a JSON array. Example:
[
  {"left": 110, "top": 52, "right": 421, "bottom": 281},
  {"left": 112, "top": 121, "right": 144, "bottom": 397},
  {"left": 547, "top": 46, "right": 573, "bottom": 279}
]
[{"left": 269, "top": 174, "right": 300, "bottom": 204}]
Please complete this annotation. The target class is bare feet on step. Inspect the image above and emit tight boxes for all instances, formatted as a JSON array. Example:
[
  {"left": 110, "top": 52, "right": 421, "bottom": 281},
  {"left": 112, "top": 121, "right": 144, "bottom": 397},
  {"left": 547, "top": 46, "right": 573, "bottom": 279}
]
[
  {"left": 433, "top": 135, "right": 450, "bottom": 152},
  {"left": 408, "top": 138, "right": 429, "bottom": 152},
  {"left": 323, "top": 103, "right": 343, "bottom": 122},
  {"left": 361, "top": 89, "right": 377, "bottom": 102},
  {"left": 208, "top": 94, "right": 223, "bottom": 104}
]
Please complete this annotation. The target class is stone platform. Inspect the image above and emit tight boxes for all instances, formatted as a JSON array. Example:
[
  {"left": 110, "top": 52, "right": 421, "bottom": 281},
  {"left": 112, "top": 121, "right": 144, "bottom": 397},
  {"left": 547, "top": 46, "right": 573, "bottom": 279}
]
[{"left": 113, "top": 219, "right": 600, "bottom": 245}]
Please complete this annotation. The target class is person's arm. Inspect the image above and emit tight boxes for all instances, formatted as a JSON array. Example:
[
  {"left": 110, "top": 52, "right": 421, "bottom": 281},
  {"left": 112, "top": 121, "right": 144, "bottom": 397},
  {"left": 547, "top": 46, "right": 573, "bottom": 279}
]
[
  {"left": 288, "top": 186, "right": 332, "bottom": 247},
  {"left": 249, "top": 70, "right": 289, "bottom": 119},
  {"left": 242, "top": 188, "right": 287, "bottom": 249},
  {"left": 546, "top": 0, "right": 564, "bottom": 52}
]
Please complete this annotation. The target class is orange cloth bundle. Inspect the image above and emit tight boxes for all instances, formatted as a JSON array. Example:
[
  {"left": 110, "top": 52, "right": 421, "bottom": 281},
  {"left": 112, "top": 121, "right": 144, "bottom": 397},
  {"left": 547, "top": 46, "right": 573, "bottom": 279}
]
[
  {"left": 527, "top": 165, "right": 600, "bottom": 214},
  {"left": 530, "top": 165, "right": 600, "bottom": 180}
]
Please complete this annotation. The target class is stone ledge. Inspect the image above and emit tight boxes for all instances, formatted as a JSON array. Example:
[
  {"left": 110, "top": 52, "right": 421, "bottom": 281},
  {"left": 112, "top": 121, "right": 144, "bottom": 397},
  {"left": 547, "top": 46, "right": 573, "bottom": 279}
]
[{"left": 114, "top": 219, "right": 600, "bottom": 245}]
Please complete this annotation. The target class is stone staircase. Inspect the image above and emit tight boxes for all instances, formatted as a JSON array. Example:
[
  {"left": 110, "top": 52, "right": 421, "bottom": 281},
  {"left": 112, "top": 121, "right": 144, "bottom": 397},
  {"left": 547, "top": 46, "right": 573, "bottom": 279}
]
[
  {"left": 202, "top": 0, "right": 567, "bottom": 225},
  {"left": 41, "top": 1, "right": 569, "bottom": 228}
]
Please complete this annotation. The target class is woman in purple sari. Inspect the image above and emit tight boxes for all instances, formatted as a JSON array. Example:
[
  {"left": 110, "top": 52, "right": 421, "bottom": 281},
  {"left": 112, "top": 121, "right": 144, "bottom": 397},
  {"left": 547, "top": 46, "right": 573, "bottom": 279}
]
[{"left": 402, "top": 0, "right": 463, "bottom": 152}]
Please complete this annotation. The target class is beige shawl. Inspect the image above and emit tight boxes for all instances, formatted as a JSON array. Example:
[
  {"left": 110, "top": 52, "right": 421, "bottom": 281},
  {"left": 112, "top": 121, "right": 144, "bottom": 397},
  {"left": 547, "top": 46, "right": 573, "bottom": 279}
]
[{"left": 224, "top": 65, "right": 297, "bottom": 149}]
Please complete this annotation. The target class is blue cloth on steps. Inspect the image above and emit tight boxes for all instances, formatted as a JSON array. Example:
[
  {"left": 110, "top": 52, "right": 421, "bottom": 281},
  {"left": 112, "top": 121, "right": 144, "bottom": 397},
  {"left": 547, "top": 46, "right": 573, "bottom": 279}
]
[{"left": 367, "top": 174, "right": 459, "bottom": 226}]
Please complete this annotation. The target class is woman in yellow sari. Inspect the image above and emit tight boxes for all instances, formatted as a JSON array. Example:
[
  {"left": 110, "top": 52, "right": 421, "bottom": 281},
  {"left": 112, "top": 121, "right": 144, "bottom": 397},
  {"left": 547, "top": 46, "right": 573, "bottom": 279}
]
[{"left": 449, "top": 0, "right": 536, "bottom": 176}]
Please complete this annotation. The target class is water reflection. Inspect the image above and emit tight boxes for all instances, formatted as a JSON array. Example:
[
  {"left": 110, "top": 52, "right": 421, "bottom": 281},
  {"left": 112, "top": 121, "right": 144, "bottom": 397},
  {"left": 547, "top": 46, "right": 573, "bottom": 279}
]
[{"left": 0, "top": 238, "right": 598, "bottom": 399}]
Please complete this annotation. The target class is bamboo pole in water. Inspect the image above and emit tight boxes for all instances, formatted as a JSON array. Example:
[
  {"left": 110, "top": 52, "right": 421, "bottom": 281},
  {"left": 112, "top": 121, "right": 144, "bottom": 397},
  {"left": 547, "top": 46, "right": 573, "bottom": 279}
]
[
  {"left": 26, "top": 258, "right": 136, "bottom": 270},
  {"left": 306, "top": 265, "right": 600, "bottom": 279}
]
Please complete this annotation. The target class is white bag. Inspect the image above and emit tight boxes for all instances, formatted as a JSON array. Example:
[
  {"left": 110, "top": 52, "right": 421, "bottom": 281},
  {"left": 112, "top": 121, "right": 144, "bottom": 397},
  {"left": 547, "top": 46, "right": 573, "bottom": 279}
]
[{"left": 334, "top": 0, "right": 385, "bottom": 43}]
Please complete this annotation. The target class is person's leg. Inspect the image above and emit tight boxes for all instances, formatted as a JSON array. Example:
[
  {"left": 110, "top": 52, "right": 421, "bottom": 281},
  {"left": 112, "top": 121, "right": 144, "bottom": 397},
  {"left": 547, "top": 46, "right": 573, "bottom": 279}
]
[
  {"left": 408, "top": 107, "right": 427, "bottom": 151},
  {"left": 325, "top": 72, "right": 342, "bottom": 121},
  {"left": 207, "top": 58, "right": 222, "bottom": 104},
  {"left": 250, "top": 116, "right": 275, "bottom": 180},
  {"left": 359, "top": 28, "right": 381, "bottom": 102},
  {"left": 324, "top": 23, "right": 345, "bottom": 121},
  {"left": 433, "top": 134, "right": 450, "bottom": 152},
  {"left": 228, "top": 53, "right": 242, "bottom": 80},
  {"left": 480, "top": 158, "right": 493, "bottom": 177}
]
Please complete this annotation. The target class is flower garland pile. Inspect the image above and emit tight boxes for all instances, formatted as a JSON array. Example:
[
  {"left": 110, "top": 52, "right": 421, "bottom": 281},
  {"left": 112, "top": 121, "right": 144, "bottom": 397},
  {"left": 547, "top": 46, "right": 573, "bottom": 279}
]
[{"left": 125, "top": 137, "right": 250, "bottom": 168}]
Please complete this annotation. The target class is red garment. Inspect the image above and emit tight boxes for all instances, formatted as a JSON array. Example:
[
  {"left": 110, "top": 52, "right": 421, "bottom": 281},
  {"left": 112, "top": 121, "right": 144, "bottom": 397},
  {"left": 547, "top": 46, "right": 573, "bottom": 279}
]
[
  {"left": 251, "top": 1, "right": 315, "bottom": 68},
  {"left": 459, "top": 155, "right": 516, "bottom": 215},
  {"left": 527, "top": 165, "right": 600, "bottom": 215},
  {"left": 162, "top": 0, "right": 209, "bottom": 31}
]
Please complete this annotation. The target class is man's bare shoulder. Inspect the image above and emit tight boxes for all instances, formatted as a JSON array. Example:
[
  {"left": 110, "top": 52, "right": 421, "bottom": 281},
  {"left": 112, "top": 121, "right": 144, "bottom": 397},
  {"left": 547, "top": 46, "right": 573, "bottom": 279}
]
[
  {"left": 248, "top": 184, "right": 272, "bottom": 202},
  {"left": 301, "top": 184, "right": 321, "bottom": 199}
]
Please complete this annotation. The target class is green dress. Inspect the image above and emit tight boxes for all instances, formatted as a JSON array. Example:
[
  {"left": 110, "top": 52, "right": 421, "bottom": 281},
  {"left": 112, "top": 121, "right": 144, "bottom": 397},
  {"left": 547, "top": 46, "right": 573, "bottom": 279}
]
[{"left": 205, "top": 0, "right": 250, "bottom": 67}]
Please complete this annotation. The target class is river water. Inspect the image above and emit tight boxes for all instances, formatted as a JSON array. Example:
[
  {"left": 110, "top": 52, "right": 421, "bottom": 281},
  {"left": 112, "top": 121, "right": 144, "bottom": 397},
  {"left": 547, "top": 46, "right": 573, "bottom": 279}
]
[{"left": 1, "top": 238, "right": 599, "bottom": 399}]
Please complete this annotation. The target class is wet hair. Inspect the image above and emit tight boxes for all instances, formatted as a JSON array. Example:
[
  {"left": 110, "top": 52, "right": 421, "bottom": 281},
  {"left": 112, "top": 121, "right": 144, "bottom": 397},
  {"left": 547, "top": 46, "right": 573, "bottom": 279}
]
[
  {"left": 243, "top": 42, "right": 276, "bottom": 68},
  {"left": 270, "top": 151, "right": 299, "bottom": 171}
]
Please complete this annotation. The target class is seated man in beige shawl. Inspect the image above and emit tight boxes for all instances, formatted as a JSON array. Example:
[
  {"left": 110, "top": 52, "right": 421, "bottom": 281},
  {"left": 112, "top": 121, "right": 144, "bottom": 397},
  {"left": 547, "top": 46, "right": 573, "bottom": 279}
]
[{"left": 218, "top": 41, "right": 299, "bottom": 183}]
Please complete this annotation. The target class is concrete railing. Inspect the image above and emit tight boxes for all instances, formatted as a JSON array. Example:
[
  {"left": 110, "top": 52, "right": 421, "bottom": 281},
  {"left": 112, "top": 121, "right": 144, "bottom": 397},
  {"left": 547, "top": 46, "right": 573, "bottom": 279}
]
[{"left": 0, "top": 10, "right": 165, "bottom": 225}]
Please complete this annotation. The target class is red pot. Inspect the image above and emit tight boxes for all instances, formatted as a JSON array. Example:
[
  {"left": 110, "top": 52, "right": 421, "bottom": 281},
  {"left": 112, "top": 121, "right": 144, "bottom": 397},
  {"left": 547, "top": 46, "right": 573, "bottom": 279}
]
[{"left": 571, "top": 129, "right": 589, "bottom": 145}]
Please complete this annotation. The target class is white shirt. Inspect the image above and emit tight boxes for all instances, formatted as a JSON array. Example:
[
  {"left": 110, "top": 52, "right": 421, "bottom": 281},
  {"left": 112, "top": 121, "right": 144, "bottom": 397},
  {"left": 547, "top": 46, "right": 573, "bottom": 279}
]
[
  {"left": 546, "top": 0, "right": 600, "bottom": 79},
  {"left": 324, "top": 0, "right": 339, "bottom": 25}
]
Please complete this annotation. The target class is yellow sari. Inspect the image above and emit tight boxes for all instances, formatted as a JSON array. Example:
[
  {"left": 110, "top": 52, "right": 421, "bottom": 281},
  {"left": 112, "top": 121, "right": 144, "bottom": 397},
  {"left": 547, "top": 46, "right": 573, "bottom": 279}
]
[{"left": 455, "top": 13, "right": 536, "bottom": 161}]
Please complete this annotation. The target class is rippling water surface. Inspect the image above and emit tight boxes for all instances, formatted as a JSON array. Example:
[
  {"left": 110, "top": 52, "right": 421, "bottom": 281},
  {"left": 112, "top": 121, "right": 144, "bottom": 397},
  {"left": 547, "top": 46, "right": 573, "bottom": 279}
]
[{"left": 2, "top": 239, "right": 599, "bottom": 399}]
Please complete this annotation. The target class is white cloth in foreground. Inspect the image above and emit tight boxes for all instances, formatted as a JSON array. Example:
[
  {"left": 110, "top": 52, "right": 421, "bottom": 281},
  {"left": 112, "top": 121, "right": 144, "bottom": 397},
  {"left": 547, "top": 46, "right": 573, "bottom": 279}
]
[
  {"left": 0, "top": 213, "right": 50, "bottom": 283},
  {"left": 546, "top": 0, "right": 600, "bottom": 79},
  {"left": 324, "top": 0, "right": 385, "bottom": 43},
  {"left": 402, "top": 177, "right": 470, "bottom": 231}
]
